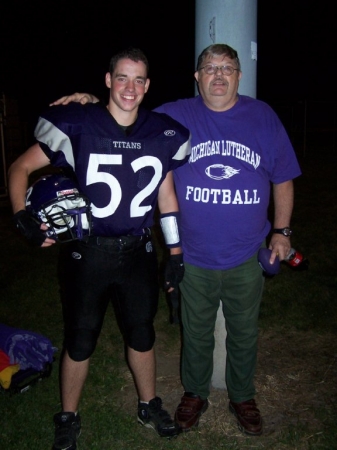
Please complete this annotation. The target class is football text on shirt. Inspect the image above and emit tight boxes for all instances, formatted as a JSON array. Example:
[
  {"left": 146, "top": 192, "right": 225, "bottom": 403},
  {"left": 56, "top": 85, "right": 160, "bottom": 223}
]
[{"left": 185, "top": 187, "right": 260, "bottom": 205}]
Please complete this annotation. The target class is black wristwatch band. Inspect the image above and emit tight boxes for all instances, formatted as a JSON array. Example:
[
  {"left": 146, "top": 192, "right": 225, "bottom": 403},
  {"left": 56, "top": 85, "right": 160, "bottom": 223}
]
[{"left": 272, "top": 227, "right": 292, "bottom": 237}]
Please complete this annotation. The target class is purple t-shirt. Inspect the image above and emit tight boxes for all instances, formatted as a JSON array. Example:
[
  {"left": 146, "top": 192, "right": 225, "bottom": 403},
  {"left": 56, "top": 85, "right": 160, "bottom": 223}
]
[{"left": 155, "top": 95, "right": 301, "bottom": 269}]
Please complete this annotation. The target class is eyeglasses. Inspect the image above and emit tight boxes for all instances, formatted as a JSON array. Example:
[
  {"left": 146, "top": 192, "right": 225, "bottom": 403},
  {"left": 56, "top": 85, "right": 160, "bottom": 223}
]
[{"left": 199, "top": 64, "right": 240, "bottom": 76}]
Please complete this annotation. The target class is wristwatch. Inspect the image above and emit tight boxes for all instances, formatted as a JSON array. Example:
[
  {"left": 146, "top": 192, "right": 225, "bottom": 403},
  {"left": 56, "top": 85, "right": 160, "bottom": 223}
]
[{"left": 272, "top": 227, "right": 292, "bottom": 237}]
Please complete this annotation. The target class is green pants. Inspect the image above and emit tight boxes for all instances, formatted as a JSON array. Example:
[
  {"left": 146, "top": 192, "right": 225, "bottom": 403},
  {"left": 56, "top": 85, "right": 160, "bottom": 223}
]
[{"left": 180, "top": 252, "right": 264, "bottom": 402}]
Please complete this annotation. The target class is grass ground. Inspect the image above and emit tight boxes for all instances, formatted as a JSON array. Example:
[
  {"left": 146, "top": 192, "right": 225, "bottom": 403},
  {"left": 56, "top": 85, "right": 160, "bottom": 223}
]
[{"left": 1, "top": 150, "right": 336, "bottom": 449}]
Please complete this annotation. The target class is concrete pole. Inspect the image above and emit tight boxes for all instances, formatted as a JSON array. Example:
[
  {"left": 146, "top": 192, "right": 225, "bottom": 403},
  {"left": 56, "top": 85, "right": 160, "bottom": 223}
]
[{"left": 194, "top": 0, "right": 257, "bottom": 390}]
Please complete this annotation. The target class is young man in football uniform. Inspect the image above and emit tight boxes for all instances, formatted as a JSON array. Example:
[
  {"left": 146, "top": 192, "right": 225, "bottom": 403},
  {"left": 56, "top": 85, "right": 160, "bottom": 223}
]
[{"left": 8, "top": 47, "right": 191, "bottom": 449}]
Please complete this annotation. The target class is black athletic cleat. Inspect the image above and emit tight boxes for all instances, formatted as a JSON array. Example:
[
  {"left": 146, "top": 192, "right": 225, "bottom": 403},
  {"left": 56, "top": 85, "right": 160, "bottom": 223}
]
[
  {"left": 52, "top": 412, "right": 81, "bottom": 450},
  {"left": 138, "top": 396, "right": 181, "bottom": 438}
]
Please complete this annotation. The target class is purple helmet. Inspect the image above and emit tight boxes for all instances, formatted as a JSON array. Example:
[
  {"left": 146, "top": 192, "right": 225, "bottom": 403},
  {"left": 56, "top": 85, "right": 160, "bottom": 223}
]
[{"left": 26, "top": 173, "right": 92, "bottom": 242}]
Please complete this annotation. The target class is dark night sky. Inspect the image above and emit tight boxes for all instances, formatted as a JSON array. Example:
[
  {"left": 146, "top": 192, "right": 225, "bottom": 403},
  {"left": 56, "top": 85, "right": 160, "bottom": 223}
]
[{"left": 1, "top": 0, "right": 336, "bottom": 132}]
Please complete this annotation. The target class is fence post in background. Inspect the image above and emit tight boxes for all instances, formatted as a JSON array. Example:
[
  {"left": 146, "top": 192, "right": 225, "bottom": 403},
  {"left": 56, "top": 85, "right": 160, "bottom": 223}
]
[{"left": 195, "top": 0, "right": 257, "bottom": 390}]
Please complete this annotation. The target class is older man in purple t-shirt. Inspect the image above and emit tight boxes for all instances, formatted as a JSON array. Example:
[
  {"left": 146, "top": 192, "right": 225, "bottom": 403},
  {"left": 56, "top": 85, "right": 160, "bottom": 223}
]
[{"left": 154, "top": 45, "right": 300, "bottom": 436}]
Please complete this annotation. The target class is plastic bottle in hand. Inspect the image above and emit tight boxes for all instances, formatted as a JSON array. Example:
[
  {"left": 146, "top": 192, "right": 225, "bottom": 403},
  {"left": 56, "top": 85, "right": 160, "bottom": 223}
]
[{"left": 284, "top": 248, "right": 309, "bottom": 270}]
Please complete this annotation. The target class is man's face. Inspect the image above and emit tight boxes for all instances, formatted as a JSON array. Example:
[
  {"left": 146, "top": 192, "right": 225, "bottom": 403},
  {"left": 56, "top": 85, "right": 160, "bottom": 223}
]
[
  {"left": 105, "top": 58, "right": 150, "bottom": 115},
  {"left": 194, "top": 54, "right": 242, "bottom": 112}
]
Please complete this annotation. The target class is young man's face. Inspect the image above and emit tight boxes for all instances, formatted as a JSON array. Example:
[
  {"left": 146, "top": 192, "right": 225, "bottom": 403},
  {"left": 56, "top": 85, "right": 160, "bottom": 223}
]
[{"left": 105, "top": 58, "right": 150, "bottom": 115}]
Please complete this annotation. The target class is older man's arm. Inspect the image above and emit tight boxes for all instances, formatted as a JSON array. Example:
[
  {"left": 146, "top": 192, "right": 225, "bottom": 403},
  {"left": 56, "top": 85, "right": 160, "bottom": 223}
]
[
  {"left": 49, "top": 92, "right": 99, "bottom": 106},
  {"left": 269, "top": 180, "right": 294, "bottom": 262}
]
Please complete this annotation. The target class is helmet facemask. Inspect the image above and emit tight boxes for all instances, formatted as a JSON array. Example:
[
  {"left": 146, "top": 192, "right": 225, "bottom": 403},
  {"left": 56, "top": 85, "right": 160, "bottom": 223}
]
[{"left": 39, "top": 192, "right": 92, "bottom": 242}]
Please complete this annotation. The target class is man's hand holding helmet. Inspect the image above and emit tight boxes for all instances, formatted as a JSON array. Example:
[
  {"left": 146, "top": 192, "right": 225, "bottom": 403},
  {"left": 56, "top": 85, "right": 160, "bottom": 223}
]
[{"left": 13, "top": 209, "right": 55, "bottom": 247}]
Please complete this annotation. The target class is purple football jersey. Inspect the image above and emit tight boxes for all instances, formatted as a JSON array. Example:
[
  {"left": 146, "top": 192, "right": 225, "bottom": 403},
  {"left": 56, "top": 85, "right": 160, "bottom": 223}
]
[{"left": 35, "top": 103, "right": 191, "bottom": 236}]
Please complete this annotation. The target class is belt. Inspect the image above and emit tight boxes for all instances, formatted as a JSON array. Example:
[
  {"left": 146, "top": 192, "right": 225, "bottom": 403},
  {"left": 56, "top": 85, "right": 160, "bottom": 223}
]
[{"left": 82, "top": 228, "right": 151, "bottom": 248}]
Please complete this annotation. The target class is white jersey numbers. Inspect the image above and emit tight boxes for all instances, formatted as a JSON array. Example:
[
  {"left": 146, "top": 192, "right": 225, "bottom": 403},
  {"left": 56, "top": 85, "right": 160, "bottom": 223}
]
[
  {"left": 87, "top": 154, "right": 162, "bottom": 219},
  {"left": 87, "top": 154, "right": 122, "bottom": 218},
  {"left": 131, "top": 156, "right": 162, "bottom": 217}
]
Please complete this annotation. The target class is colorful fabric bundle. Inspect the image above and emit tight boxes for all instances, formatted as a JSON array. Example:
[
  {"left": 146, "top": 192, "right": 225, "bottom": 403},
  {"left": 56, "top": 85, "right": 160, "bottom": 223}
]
[{"left": 0, "top": 323, "right": 57, "bottom": 389}]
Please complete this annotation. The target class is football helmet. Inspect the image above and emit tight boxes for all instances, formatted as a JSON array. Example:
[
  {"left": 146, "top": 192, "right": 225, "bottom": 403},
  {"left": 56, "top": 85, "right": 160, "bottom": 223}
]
[{"left": 26, "top": 173, "right": 92, "bottom": 242}]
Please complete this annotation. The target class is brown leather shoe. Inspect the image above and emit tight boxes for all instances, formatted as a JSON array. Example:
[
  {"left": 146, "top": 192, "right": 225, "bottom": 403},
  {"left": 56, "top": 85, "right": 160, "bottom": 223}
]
[
  {"left": 175, "top": 392, "right": 208, "bottom": 431},
  {"left": 229, "top": 399, "right": 262, "bottom": 435}
]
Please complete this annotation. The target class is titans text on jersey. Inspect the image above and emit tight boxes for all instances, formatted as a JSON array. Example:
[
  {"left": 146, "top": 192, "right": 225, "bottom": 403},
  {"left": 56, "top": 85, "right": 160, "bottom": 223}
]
[{"left": 112, "top": 141, "right": 142, "bottom": 149}]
